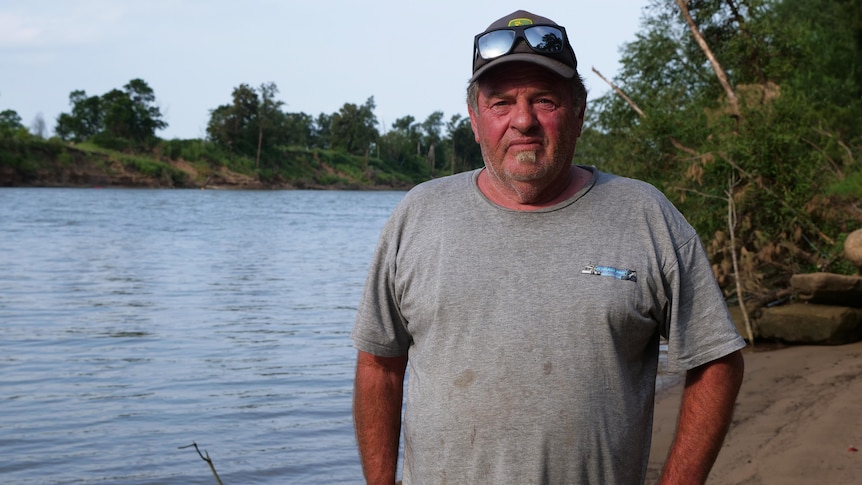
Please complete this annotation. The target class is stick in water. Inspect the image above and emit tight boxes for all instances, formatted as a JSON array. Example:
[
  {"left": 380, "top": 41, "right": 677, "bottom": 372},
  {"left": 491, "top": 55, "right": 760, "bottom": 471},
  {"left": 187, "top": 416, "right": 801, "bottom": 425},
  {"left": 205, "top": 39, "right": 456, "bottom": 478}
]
[{"left": 179, "top": 442, "right": 225, "bottom": 485}]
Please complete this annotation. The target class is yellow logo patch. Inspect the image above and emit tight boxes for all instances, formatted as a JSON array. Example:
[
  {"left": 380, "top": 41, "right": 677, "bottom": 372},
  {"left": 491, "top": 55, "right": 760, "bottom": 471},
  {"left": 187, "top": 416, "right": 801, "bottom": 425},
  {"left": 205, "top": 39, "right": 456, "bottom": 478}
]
[{"left": 507, "top": 18, "right": 533, "bottom": 27}]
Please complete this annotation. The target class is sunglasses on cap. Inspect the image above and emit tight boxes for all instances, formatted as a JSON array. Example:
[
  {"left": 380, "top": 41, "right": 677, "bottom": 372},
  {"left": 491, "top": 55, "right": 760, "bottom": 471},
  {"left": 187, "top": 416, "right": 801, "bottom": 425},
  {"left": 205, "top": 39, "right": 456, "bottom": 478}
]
[{"left": 474, "top": 24, "right": 572, "bottom": 63}]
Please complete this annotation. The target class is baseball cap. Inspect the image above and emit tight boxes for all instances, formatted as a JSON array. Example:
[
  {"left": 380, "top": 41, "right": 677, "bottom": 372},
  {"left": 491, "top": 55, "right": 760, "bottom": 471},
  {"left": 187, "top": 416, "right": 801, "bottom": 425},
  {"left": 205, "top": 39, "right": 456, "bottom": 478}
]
[{"left": 471, "top": 10, "right": 578, "bottom": 82}]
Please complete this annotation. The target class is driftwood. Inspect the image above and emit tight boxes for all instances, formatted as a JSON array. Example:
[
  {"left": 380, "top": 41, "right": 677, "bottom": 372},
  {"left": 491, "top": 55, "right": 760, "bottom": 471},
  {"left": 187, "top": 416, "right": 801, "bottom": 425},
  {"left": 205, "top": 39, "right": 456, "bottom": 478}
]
[{"left": 179, "top": 442, "right": 225, "bottom": 485}]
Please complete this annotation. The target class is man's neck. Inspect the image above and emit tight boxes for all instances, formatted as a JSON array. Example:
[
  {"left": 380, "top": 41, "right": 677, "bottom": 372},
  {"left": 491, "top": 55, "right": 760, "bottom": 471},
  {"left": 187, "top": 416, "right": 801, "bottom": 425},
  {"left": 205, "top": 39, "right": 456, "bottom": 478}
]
[{"left": 478, "top": 165, "right": 589, "bottom": 210}]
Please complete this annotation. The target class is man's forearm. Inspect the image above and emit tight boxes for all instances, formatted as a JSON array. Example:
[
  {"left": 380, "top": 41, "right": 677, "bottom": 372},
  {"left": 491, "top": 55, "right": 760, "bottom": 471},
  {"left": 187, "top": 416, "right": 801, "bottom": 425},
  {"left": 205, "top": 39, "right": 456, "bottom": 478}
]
[
  {"left": 353, "top": 351, "right": 408, "bottom": 485},
  {"left": 659, "top": 350, "right": 744, "bottom": 485}
]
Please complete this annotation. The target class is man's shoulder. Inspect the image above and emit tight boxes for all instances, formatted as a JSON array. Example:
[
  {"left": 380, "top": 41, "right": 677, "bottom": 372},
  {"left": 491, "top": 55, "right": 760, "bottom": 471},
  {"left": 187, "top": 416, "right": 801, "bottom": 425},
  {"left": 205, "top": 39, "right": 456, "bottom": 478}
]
[
  {"left": 592, "top": 168, "right": 667, "bottom": 200},
  {"left": 587, "top": 167, "right": 696, "bottom": 239},
  {"left": 400, "top": 170, "right": 478, "bottom": 206}
]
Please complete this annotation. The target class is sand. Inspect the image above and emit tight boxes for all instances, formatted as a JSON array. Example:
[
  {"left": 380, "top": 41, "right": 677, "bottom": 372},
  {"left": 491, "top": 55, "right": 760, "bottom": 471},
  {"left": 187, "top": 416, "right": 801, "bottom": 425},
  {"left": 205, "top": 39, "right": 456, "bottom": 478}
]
[{"left": 647, "top": 340, "right": 862, "bottom": 484}]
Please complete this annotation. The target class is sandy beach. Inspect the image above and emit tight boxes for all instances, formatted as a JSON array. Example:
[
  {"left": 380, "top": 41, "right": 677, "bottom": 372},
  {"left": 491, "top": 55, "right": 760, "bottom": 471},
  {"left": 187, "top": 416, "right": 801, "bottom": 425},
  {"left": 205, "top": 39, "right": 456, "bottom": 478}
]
[{"left": 647, "top": 340, "right": 862, "bottom": 484}]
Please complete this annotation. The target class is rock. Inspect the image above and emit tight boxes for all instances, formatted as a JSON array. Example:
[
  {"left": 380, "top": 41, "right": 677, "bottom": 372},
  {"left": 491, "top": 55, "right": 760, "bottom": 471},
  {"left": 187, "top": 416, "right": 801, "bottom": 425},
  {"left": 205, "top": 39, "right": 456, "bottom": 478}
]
[
  {"left": 756, "top": 303, "right": 862, "bottom": 345},
  {"left": 790, "top": 273, "right": 862, "bottom": 307},
  {"left": 846, "top": 229, "right": 862, "bottom": 271}
]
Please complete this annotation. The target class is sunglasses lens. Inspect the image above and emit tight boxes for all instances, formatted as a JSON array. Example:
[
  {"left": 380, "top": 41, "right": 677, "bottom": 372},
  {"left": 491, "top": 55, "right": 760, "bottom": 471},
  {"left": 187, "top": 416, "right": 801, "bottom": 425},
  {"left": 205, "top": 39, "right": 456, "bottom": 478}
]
[
  {"left": 477, "top": 30, "right": 517, "bottom": 59},
  {"left": 524, "top": 26, "right": 564, "bottom": 53}
]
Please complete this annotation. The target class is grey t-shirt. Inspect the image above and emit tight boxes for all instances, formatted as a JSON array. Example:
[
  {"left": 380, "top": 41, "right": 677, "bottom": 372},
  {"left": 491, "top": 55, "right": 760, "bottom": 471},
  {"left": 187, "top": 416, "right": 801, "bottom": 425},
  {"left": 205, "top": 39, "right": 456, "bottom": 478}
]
[{"left": 352, "top": 167, "right": 745, "bottom": 484}]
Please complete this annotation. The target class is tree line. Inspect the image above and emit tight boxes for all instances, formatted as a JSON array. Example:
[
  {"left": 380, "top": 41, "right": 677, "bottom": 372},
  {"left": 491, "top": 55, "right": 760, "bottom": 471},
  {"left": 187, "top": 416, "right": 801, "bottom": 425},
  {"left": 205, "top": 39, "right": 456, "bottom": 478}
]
[{"left": 1, "top": 78, "right": 483, "bottom": 182}]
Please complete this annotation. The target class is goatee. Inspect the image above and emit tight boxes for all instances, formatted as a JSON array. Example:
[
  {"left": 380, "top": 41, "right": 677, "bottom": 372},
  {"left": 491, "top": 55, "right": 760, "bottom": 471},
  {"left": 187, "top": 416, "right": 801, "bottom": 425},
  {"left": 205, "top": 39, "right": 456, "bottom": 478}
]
[{"left": 514, "top": 151, "right": 537, "bottom": 164}]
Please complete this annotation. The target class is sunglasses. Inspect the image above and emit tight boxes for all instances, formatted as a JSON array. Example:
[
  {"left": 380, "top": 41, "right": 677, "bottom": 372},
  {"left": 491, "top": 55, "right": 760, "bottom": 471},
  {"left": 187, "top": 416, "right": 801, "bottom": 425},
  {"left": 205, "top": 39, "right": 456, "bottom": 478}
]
[{"left": 474, "top": 24, "right": 571, "bottom": 62}]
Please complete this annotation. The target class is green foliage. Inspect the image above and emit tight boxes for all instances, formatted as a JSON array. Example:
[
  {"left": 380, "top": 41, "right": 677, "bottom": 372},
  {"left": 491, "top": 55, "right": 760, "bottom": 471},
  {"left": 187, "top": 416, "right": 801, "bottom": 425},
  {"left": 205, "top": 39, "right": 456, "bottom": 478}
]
[
  {"left": 54, "top": 79, "right": 167, "bottom": 150},
  {"left": 257, "top": 146, "right": 424, "bottom": 187},
  {"left": 0, "top": 109, "right": 25, "bottom": 134},
  {"left": 330, "top": 96, "right": 379, "bottom": 156},
  {"left": 160, "top": 138, "right": 231, "bottom": 164},
  {"left": 584, "top": 0, "right": 862, "bottom": 292},
  {"left": 828, "top": 170, "right": 862, "bottom": 197}
]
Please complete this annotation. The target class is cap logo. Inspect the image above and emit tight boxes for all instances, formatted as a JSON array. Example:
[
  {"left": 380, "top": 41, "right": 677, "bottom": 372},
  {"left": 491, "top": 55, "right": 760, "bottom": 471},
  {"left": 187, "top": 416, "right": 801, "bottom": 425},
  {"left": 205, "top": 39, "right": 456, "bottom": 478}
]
[{"left": 507, "top": 18, "right": 533, "bottom": 27}]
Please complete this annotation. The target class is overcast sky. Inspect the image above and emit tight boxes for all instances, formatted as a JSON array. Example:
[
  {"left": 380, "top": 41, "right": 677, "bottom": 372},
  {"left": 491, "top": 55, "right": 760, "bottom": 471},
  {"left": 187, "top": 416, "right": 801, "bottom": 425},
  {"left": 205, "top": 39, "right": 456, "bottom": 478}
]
[{"left": 0, "top": 0, "right": 649, "bottom": 140}]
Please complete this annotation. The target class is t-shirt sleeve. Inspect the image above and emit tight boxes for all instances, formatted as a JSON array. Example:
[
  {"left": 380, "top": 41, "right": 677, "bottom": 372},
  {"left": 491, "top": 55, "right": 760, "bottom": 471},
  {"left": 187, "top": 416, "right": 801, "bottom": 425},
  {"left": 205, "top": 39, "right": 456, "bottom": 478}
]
[
  {"left": 662, "top": 231, "right": 747, "bottom": 372},
  {"left": 351, "top": 212, "right": 413, "bottom": 357}
]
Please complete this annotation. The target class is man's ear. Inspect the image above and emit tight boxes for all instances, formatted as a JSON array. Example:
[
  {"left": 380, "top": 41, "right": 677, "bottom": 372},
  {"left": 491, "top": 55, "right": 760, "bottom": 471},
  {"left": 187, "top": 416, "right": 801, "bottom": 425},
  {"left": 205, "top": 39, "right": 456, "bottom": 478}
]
[{"left": 468, "top": 105, "right": 480, "bottom": 143}]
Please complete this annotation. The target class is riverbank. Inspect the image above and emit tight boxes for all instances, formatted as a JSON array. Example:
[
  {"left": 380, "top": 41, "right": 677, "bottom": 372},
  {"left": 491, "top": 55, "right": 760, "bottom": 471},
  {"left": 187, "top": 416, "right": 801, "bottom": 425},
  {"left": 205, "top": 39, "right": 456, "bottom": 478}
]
[
  {"left": 0, "top": 138, "right": 420, "bottom": 191},
  {"left": 647, "top": 341, "right": 862, "bottom": 484}
]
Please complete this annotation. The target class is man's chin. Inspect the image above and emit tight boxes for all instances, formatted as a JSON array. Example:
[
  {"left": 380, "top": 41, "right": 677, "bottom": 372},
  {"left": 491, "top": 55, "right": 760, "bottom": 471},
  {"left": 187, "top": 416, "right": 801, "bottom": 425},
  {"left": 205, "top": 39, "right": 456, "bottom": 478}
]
[
  {"left": 506, "top": 168, "right": 554, "bottom": 183},
  {"left": 514, "top": 151, "right": 538, "bottom": 165}
]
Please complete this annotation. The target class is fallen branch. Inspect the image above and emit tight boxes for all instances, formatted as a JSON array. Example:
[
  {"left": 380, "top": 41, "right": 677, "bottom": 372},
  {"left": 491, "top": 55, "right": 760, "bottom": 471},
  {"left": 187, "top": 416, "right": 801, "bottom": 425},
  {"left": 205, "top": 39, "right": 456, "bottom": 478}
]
[{"left": 179, "top": 442, "right": 225, "bottom": 485}]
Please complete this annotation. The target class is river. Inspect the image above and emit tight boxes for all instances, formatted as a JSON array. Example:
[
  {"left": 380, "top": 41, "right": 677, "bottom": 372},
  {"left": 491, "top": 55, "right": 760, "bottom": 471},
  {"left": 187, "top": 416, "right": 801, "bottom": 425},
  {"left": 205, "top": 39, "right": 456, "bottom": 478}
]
[{"left": 0, "top": 187, "right": 405, "bottom": 484}]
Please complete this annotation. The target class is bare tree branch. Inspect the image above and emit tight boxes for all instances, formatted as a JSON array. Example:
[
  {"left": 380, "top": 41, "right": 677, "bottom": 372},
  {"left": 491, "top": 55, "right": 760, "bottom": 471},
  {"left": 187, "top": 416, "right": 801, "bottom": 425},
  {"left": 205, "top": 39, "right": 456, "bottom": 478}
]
[{"left": 591, "top": 66, "right": 647, "bottom": 118}]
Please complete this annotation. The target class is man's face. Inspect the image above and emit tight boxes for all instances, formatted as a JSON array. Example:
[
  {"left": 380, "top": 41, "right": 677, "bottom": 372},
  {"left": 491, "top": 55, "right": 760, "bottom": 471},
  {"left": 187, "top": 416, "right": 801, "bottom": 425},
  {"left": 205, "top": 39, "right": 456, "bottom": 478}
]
[{"left": 468, "top": 63, "right": 584, "bottom": 203}]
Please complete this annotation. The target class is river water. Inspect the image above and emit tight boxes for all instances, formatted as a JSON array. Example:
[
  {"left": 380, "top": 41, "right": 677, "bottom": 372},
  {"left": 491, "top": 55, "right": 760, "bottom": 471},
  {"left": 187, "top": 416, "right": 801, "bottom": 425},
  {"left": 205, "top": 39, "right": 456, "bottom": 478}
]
[{"left": 0, "top": 187, "right": 405, "bottom": 484}]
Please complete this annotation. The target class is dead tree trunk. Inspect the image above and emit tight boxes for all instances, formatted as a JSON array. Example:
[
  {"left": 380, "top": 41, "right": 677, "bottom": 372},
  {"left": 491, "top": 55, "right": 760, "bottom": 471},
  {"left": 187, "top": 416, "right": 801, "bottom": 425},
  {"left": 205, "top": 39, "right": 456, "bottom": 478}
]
[{"left": 675, "top": 0, "right": 741, "bottom": 123}]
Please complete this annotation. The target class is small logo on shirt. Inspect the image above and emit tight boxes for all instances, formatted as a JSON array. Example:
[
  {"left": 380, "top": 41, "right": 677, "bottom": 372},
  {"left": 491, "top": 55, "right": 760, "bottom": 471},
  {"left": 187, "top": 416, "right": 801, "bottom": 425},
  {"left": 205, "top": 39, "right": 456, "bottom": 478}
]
[{"left": 581, "top": 263, "right": 637, "bottom": 282}]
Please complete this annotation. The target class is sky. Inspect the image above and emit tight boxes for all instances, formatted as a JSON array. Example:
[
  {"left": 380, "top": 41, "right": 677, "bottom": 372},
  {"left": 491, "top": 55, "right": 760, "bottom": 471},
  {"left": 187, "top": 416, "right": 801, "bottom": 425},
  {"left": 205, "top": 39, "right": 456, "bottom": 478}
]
[{"left": 0, "top": 0, "right": 649, "bottom": 140}]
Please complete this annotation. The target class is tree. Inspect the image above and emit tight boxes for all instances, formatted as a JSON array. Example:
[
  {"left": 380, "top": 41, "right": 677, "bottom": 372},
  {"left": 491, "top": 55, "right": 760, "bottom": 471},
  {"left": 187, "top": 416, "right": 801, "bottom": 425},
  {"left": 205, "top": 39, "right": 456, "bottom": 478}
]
[
  {"left": 310, "top": 113, "right": 333, "bottom": 149},
  {"left": 584, "top": 0, "right": 862, "bottom": 292},
  {"left": 207, "top": 83, "right": 261, "bottom": 156},
  {"left": 255, "top": 82, "right": 286, "bottom": 169},
  {"left": 30, "top": 113, "right": 46, "bottom": 139},
  {"left": 380, "top": 115, "right": 420, "bottom": 165},
  {"left": 116, "top": 78, "right": 168, "bottom": 144},
  {"left": 54, "top": 79, "right": 167, "bottom": 148},
  {"left": 420, "top": 111, "right": 445, "bottom": 174},
  {"left": 446, "top": 114, "right": 483, "bottom": 174},
  {"left": 206, "top": 82, "right": 294, "bottom": 168},
  {"left": 284, "top": 111, "right": 314, "bottom": 148},
  {"left": 0, "top": 109, "right": 24, "bottom": 133},
  {"left": 330, "top": 96, "right": 379, "bottom": 155},
  {"left": 55, "top": 90, "right": 102, "bottom": 142}
]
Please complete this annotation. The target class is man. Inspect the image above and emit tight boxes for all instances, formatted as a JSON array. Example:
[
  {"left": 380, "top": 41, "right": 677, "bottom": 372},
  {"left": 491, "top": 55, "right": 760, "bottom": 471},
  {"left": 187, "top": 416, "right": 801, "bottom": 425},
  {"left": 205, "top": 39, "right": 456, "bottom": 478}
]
[{"left": 352, "top": 10, "right": 745, "bottom": 485}]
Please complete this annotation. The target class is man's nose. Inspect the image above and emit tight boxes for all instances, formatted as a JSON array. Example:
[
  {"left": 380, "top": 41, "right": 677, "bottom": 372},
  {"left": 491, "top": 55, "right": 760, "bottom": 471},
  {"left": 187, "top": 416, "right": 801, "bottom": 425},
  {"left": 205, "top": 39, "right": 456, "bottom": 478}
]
[{"left": 510, "top": 99, "right": 538, "bottom": 133}]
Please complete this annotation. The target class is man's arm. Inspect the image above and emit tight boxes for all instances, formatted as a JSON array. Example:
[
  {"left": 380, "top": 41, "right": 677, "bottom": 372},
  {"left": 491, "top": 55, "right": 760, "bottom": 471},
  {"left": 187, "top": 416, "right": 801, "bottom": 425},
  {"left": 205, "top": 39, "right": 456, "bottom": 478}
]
[
  {"left": 353, "top": 350, "right": 408, "bottom": 485},
  {"left": 659, "top": 350, "right": 744, "bottom": 485}
]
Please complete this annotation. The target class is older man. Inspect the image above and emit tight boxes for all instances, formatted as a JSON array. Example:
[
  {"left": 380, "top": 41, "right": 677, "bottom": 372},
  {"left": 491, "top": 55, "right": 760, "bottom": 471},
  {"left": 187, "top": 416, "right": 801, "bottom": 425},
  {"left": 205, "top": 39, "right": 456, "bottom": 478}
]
[{"left": 352, "top": 10, "right": 745, "bottom": 485}]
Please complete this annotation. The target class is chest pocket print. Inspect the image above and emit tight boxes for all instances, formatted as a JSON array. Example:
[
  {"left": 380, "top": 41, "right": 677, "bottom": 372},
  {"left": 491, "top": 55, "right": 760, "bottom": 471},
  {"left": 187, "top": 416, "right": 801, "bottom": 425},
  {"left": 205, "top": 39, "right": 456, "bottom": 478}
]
[{"left": 581, "top": 263, "right": 638, "bottom": 282}]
